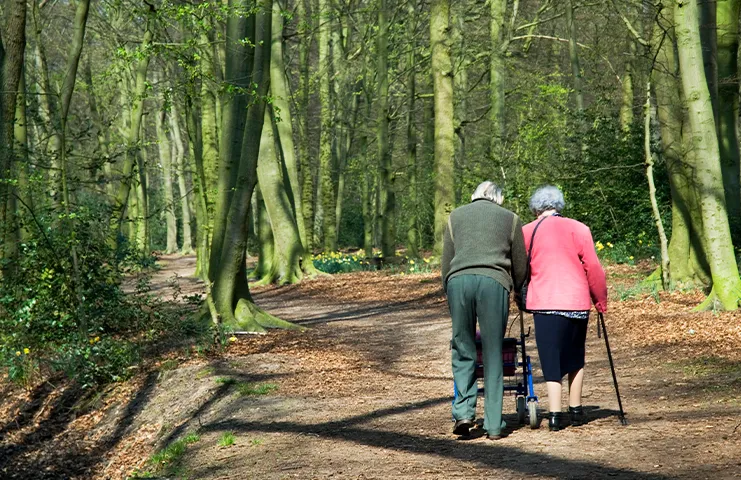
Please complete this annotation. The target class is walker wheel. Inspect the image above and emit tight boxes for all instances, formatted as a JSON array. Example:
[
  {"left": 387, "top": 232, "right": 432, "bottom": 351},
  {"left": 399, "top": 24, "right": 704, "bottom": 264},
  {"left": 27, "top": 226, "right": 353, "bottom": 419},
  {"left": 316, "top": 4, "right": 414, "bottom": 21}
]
[
  {"left": 516, "top": 396, "right": 526, "bottom": 424},
  {"left": 529, "top": 400, "right": 540, "bottom": 429}
]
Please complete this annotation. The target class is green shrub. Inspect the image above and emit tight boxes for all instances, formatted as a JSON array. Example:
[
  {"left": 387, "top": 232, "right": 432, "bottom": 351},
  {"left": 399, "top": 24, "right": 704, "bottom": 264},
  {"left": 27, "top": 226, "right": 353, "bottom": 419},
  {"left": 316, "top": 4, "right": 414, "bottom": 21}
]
[{"left": 0, "top": 207, "right": 198, "bottom": 388}]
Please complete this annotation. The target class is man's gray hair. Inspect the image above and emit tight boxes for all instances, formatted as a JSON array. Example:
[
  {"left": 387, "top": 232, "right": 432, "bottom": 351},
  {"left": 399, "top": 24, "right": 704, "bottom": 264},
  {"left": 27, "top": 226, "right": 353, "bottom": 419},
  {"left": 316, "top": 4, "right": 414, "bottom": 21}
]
[
  {"left": 529, "top": 185, "right": 565, "bottom": 215},
  {"left": 471, "top": 181, "right": 504, "bottom": 205}
]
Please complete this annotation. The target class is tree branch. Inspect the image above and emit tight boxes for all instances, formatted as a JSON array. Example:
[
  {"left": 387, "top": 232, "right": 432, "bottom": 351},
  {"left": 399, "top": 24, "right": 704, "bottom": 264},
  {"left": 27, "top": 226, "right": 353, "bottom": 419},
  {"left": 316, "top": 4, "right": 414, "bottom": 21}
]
[
  {"left": 609, "top": 0, "right": 649, "bottom": 47},
  {"left": 510, "top": 34, "right": 591, "bottom": 49}
]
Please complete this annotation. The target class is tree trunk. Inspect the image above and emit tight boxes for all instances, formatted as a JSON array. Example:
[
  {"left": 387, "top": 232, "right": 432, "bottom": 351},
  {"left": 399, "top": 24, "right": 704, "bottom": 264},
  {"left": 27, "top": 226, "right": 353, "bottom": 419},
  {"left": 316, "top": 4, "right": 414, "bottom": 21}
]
[
  {"left": 651, "top": 13, "right": 710, "bottom": 287},
  {"left": 12, "top": 66, "right": 30, "bottom": 246},
  {"left": 256, "top": 108, "right": 305, "bottom": 284},
  {"left": 200, "top": 27, "right": 220, "bottom": 227},
  {"left": 431, "top": 0, "right": 455, "bottom": 256},
  {"left": 169, "top": 101, "right": 194, "bottom": 254},
  {"left": 620, "top": 41, "right": 636, "bottom": 131},
  {"left": 490, "top": 0, "right": 506, "bottom": 162},
  {"left": 297, "top": 0, "right": 315, "bottom": 256},
  {"left": 210, "top": 0, "right": 298, "bottom": 332},
  {"left": 318, "top": 0, "right": 336, "bottom": 252},
  {"left": 135, "top": 137, "right": 150, "bottom": 255},
  {"left": 156, "top": 99, "right": 179, "bottom": 254},
  {"left": 406, "top": 1, "right": 419, "bottom": 258},
  {"left": 210, "top": 0, "right": 253, "bottom": 277},
  {"left": 0, "top": 0, "right": 26, "bottom": 266},
  {"left": 269, "top": 1, "right": 317, "bottom": 276},
  {"left": 185, "top": 91, "right": 211, "bottom": 278},
  {"left": 83, "top": 60, "right": 114, "bottom": 199},
  {"left": 716, "top": 0, "right": 741, "bottom": 240},
  {"left": 565, "top": 0, "right": 584, "bottom": 113},
  {"left": 674, "top": 0, "right": 741, "bottom": 310},
  {"left": 644, "top": 81, "right": 670, "bottom": 289},
  {"left": 111, "top": 13, "right": 154, "bottom": 245},
  {"left": 254, "top": 188, "right": 274, "bottom": 279},
  {"left": 377, "top": 0, "right": 394, "bottom": 258}
]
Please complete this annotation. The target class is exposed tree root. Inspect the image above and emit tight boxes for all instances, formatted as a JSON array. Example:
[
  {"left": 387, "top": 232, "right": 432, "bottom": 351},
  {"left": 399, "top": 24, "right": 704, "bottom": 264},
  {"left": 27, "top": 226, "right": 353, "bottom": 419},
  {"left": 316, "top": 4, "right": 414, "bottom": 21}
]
[
  {"left": 694, "top": 284, "right": 741, "bottom": 312},
  {"left": 695, "top": 289, "right": 722, "bottom": 312},
  {"left": 224, "top": 298, "right": 306, "bottom": 333},
  {"left": 640, "top": 268, "right": 664, "bottom": 289}
]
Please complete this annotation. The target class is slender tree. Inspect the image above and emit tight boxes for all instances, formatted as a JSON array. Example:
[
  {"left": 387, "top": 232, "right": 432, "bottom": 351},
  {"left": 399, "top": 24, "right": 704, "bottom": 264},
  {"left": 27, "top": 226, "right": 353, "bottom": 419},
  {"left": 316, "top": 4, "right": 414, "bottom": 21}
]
[
  {"left": 431, "top": 0, "right": 455, "bottom": 255},
  {"left": 377, "top": 0, "right": 394, "bottom": 258},
  {"left": 318, "top": 0, "right": 336, "bottom": 251}
]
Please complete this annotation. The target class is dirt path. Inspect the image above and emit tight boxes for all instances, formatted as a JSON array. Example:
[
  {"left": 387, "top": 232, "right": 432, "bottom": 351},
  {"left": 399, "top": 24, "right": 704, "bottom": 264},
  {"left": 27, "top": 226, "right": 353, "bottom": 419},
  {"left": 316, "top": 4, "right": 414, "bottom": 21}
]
[
  {"left": 138, "top": 256, "right": 741, "bottom": 479},
  {"left": 2, "top": 255, "right": 740, "bottom": 479}
]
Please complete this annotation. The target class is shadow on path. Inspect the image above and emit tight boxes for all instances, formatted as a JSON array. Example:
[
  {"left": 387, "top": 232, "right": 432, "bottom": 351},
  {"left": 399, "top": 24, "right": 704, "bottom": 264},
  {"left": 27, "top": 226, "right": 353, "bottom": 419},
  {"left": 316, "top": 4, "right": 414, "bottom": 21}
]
[{"left": 196, "top": 396, "right": 669, "bottom": 480}]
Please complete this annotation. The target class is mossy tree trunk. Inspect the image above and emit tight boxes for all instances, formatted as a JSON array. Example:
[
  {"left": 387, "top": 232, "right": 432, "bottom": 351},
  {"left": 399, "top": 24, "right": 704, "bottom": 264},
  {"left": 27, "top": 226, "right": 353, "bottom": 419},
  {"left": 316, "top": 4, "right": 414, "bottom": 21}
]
[
  {"left": 674, "top": 0, "right": 741, "bottom": 310},
  {"left": 715, "top": 0, "right": 741, "bottom": 241},
  {"left": 209, "top": 0, "right": 300, "bottom": 332},
  {"left": 318, "top": 0, "right": 336, "bottom": 252},
  {"left": 651, "top": 13, "right": 710, "bottom": 288},
  {"left": 269, "top": 1, "right": 317, "bottom": 276},
  {"left": 297, "top": 0, "right": 315, "bottom": 257},
  {"left": 210, "top": 0, "right": 253, "bottom": 277},
  {"left": 256, "top": 108, "right": 305, "bottom": 284},
  {"left": 431, "top": 0, "right": 455, "bottom": 256}
]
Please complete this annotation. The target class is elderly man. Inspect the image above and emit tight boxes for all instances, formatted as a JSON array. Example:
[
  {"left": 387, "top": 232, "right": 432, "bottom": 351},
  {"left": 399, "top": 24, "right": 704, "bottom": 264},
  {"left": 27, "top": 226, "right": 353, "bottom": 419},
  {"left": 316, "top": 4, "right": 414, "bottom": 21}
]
[{"left": 442, "top": 181, "right": 528, "bottom": 440}]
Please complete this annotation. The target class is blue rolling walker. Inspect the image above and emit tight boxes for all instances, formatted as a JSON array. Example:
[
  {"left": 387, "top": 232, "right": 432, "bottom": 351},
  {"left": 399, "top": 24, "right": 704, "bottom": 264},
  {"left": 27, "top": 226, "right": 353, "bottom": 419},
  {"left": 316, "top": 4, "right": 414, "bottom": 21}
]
[{"left": 453, "top": 311, "right": 540, "bottom": 429}]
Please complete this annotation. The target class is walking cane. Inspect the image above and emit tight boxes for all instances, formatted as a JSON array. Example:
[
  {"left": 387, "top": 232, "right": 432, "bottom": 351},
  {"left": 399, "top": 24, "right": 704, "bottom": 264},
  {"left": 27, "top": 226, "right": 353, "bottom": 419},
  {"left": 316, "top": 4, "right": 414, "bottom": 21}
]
[{"left": 597, "top": 312, "right": 628, "bottom": 426}]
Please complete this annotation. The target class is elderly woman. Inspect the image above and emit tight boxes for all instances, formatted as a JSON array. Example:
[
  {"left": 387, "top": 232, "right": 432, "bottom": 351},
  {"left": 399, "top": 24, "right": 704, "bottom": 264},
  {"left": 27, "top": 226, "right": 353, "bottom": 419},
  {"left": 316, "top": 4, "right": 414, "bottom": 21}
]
[
  {"left": 442, "top": 181, "right": 528, "bottom": 440},
  {"left": 522, "top": 185, "right": 607, "bottom": 431}
]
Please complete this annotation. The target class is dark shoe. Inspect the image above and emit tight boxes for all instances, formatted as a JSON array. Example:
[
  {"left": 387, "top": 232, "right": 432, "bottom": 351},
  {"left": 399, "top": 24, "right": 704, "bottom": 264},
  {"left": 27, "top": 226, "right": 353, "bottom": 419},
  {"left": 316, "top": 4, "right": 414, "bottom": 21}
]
[
  {"left": 548, "top": 412, "right": 566, "bottom": 431},
  {"left": 569, "top": 405, "right": 586, "bottom": 426},
  {"left": 453, "top": 418, "right": 474, "bottom": 436}
]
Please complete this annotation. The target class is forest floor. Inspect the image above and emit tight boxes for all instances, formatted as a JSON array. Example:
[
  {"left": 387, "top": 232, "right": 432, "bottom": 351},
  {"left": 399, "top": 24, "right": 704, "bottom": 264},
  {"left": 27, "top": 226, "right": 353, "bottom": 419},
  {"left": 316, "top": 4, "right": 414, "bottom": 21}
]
[{"left": 2, "top": 255, "right": 741, "bottom": 479}]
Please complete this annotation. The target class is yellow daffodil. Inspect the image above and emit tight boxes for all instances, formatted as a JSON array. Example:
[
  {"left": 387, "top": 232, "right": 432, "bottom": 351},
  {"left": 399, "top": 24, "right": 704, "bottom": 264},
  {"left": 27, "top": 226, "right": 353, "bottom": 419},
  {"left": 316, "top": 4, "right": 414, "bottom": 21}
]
[
  {"left": 23, "top": 348, "right": 30, "bottom": 355},
  {"left": 409, "top": 260, "right": 415, "bottom": 265},
  {"left": 229, "top": 336, "right": 238, "bottom": 342},
  {"left": 607, "top": 242, "right": 613, "bottom": 248},
  {"left": 629, "top": 256, "right": 634, "bottom": 260},
  {"left": 15, "top": 351, "right": 21, "bottom": 356}
]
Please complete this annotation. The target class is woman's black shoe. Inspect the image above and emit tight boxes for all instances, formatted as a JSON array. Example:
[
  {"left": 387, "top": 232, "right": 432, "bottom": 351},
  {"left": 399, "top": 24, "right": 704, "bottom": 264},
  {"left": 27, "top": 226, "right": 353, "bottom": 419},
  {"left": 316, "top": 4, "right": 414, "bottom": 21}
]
[
  {"left": 548, "top": 412, "right": 566, "bottom": 431},
  {"left": 569, "top": 406, "right": 586, "bottom": 426}
]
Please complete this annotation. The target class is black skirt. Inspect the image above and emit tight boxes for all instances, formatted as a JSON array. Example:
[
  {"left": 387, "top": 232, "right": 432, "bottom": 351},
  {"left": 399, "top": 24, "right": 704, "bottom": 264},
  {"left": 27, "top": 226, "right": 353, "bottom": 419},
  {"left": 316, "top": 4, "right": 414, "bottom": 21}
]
[{"left": 533, "top": 313, "right": 589, "bottom": 382}]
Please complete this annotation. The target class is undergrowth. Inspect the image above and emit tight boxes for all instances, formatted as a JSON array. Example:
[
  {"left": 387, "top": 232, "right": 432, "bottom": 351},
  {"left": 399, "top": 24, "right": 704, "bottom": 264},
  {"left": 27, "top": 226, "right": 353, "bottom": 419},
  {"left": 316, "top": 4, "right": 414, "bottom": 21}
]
[{"left": 0, "top": 207, "right": 214, "bottom": 390}]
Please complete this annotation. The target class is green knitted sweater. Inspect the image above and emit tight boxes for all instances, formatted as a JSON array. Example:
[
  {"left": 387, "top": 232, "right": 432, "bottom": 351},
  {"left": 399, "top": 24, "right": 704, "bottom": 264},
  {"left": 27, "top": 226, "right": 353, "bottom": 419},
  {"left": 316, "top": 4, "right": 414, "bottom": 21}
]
[{"left": 441, "top": 199, "right": 528, "bottom": 294}]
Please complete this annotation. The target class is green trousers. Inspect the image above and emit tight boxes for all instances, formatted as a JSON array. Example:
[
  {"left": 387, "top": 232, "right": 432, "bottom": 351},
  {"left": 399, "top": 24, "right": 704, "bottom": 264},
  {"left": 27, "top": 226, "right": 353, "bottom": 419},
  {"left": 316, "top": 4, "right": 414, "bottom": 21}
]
[{"left": 448, "top": 274, "right": 509, "bottom": 435}]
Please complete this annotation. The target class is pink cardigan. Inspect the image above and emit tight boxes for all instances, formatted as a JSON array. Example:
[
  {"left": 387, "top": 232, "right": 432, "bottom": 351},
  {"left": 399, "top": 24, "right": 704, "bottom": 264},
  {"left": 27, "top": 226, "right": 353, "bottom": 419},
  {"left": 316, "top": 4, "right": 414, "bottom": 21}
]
[{"left": 523, "top": 215, "right": 607, "bottom": 313}]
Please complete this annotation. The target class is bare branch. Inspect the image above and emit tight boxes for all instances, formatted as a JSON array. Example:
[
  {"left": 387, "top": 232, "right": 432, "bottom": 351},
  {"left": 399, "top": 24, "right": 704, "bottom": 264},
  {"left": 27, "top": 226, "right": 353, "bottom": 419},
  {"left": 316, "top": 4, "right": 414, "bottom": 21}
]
[
  {"left": 609, "top": 0, "right": 649, "bottom": 46},
  {"left": 510, "top": 34, "right": 591, "bottom": 49}
]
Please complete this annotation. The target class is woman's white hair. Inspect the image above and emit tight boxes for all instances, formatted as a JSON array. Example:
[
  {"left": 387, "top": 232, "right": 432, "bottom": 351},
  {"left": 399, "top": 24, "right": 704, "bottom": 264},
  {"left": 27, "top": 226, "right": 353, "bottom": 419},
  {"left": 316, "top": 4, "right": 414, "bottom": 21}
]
[
  {"left": 471, "top": 181, "right": 504, "bottom": 205},
  {"left": 529, "top": 185, "right": 565, "bottom": 215}
]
